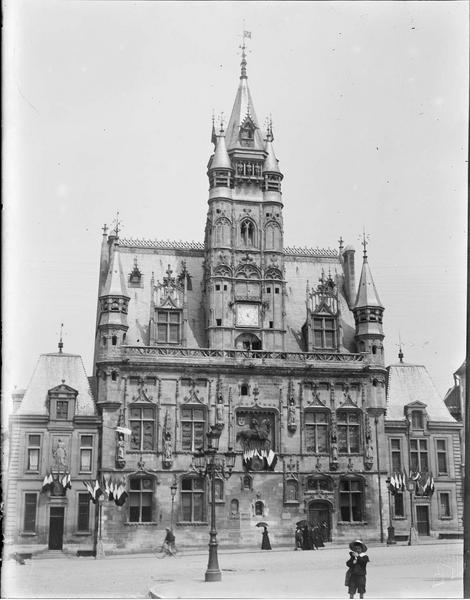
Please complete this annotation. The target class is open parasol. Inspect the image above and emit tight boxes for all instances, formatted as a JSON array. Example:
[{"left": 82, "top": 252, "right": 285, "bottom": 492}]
[
  {"left": 256, "top": 522, "right": 269, "bottom": 528},
  {"left": 296, "top": 519, "right": 308, "bottom": 527}
]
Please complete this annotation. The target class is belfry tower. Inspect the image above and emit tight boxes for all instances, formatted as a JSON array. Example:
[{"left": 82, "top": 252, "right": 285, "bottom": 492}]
[{"left": 204, "top": 43, "right": 286, "bottom": 351}]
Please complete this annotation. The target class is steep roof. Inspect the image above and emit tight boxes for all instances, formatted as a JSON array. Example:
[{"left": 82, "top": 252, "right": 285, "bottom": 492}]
[
  {"left": 386, "top": 362, "right": 455, "bottom": 422},
  {"left": 101, "top": 246, "right": 129, "bottom": 298},
  {"left": 19, "top": 353, "right": 96, "bottom": 416},
  {"left": 211, "top": 132, "right": 232, "bottom": 170},
  {"left": 354, "top": 256, "right": 383, "bottom": 309}
]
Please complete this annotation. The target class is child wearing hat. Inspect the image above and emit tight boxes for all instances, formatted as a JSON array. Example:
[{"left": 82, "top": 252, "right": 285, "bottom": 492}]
[{"left": 345, "top": 540, "right": 369, "bottom": 599}]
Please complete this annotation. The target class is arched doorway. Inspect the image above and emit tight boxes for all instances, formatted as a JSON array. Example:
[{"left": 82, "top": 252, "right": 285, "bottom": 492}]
[{"left": 308, "top": 500, "right": 332, "bottom": 542}]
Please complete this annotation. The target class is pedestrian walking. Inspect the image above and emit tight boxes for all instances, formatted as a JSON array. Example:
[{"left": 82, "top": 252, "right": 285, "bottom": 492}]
[
  {"left": 261, "top": 526, "right": 272, "bottom": 550},
  {"left": 295, "top": 527, "right": 303, "bottom": 550},
  {"left": 312, "top": 525, "right": 324, "bottom": 549},
  {"left": 158, "top": 527, "right": 176, "bottom": 557},
  {"left": 302, "top": 524, "right": 312, "bottom": 550},
  {"left": 345, "top": 540, "right": 369, "bottom": 599}
]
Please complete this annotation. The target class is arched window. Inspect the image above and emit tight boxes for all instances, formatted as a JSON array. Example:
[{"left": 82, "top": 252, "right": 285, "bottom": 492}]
[
  {"left": 129, "top": 405, "right": 155, "bottom": 451},
  {"left": 339, "top": 477, "right": 364, "bottom": 522},
  {"left": 240, "top": 219, "right": 255, "bottom": 246},
  {"left": 337, "top": 410, "right": 361, "bottom": 454},
  {"left": 235, "top": 333, "right": 262, "bottom": 351},
  {"left": 265, "top": 222, "right": 281, "bottom": 251},
  {"left": 111, "top": 371, "right": 117, "bottom": 381},
  {"left": 129, "top": 476, "right": 154, "bottom": 523},
  {"left": 242, "top": 474, "right": 252, "bottom": 490},
  {"left": 102, "top": 337, "right": 107, "bottom": 346},
  {"left": 255, "top": 500, "right": 264, "bottom": 516},
  {"left": 181, "top": 476, "right": 206, "bottom": 522},
  {"left": 214, "top": 218, "right": 231, "bottom": 246},
  {"left": 241, "top": 384, "right": 249, "bottom": 396},
  {"left": 230, "top": 499, "right": 239, "bottom": 517},
  {"left": 285, "top": 479, "right": 298, "bottom": 502},
  {"left": 304, "top": 410, "right": 329, "bottom": 453},
  {"left": 112, "top": 335, "right": 117, "bottom": 346}
]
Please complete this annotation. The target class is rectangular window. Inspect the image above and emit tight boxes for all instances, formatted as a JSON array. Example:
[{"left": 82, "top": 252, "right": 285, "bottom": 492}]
[
  {"left": 313, "top": 317, "right": 337, "bottom": 349},
  {"left": 56, "top": 400, "right": 69, "bottom": 420},
  {"left": 77, "top": 493, "right": 90, "bottom": 531},
  {"left": 275, "top": 288, "right": 280, "bottom": 294},
  {"left": 410, "top": 439, "right": 428, "bottom": 472},
  {"left": 304, "top": 411, "right": 329, "bottom": 453},
  {"left": 266, "top": 287, "right": 271, "bottom": 293},
  {"left": 156, "top": 310, "right": 181, "bottom": 344},
  {"left": 337, "top": 411, "right": 360, "bottom": 454},
  {"left": 27, "top": 434, "right": 41, "bottom": 471},
  {"left": 181, "top": 477, "right": 205, "bottom": 522},
  {"left": 269, "top": 321, "right": 274, "bottom": 329},
  {"left": 393, "top": 492, "right": 405, "bottom": 518},
  {"left": 23, "top": 493, "right": 37, "bottom": 532},
  {"left": 436, "top": 439, "right": 448, "bottom": 475},
  {"left": 339, "top": 479, "right": 363, "bottom": 522},
  {"left": 390, "top": 438, "right": 402, "bottom": 472},
  {"left": 79, "top": 435, "right": 93, "bottom": 472},
  {"left": 129, "top": 478, "right": 154, "bottom": 522},
  {"left": 130, "top": 407, "right": 155, "bottom": 451},
  {"left": 216, "top": 319, "right": 222, "bottom": 326},
  {"left": 438, "top": 492, "right": 451, "bottom": 518},
  {"left": 181, "top": 407, "right": 206, "bottom": 452}
]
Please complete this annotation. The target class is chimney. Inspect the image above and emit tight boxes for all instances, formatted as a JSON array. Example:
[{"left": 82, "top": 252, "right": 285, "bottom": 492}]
[{"left": 342, "top": 246, "right": 356, "bottom": 308}]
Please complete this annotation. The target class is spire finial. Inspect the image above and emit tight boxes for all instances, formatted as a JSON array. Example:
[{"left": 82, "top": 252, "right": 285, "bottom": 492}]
[
  {"left": 102, "top": 224, "right": 108, "bottom": 236},
  {"left": 239, "top": 30, "right": 251, "bottom": 79},
  {"left": 338, "top": 236, "right": 344, "bottom": 253},
  {"left": 58, "top": 323, "right": 64, "bottom": 353},
  {"left": 360, "top": 228, "right": 369, "bottom": 260},
  {"left": 218, "top": 112, "right": 225, "bottom": 134},
  {"left": 398, "top": 333, "right": 404, "bottom": 363},
  {"left": 112, "top": 211, "right": 121, "bottom": 238}
]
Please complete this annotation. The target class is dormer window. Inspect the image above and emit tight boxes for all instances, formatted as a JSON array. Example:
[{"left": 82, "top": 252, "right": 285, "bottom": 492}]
[
  {"left": 157, "top": 310, "right": 182, "bottom": 344},
  {"left": 129, "top": 259, "right": 142, "bottom": 286},
  {"left": 56, "top": 400, "right": 69, "bottom": 420},
  {"left": 411, "top": 410, "right": 424, "bottom": 430},
  {"left": 313, "top": 317, "right": 337, "bottom": 349},
  {"left": 240, "top": 126, "right": 255, "bottom": 147}
]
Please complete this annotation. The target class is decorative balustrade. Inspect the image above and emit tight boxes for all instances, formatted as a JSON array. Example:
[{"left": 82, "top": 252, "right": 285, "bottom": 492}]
[{"left": 121, "top": 345, "right": 364, "bottom": 363}]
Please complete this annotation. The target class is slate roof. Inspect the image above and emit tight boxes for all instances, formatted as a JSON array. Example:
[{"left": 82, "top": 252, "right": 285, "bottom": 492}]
[
  {"left": 354, "top": 257, "right": 383, "bottom": 309},
  {"left": 386, "top": 362, "right": 455, "bottom": 422},
  {"left": 19, "top": 353, "right": 96, "bottom": 416},
  {"left": 225, "top": 73, "right": 265, "bottom": 151}
]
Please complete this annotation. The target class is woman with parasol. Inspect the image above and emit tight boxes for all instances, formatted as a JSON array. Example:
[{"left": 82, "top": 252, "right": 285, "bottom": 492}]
[{"left": 256, "top": 522, "right": 272, "bottom": 550}]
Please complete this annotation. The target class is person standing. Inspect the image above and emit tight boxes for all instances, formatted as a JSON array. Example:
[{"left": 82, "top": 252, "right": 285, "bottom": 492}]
[
  {"left": 345, "top": 540, "right": 369, "bottom": 599},
  {"left": 261, "top": 526, "right": 272, "bottom": 550},
  {"left": 295, "top": 527, "right": 303, "bottom": 550}
]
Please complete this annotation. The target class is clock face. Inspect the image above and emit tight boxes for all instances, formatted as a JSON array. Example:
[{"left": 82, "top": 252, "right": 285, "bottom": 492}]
[{"left": 236, "top": 304, "right": 259, "bottom": 327}]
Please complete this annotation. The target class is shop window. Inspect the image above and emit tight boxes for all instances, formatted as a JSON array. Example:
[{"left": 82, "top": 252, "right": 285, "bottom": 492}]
[
  {"left": 129, "top": 477, "right": 154, "bottom": 522},
  {"left": 337, "top": 411, "right": 360, "bottom": 454},
  {"left": 181, "top": 406, "right": 206, "bottom": 452},
  {"left": 313, "top": 317, "right": 337, "bottom": 349},
  {"left": 390, "top": 438, "right": 402, "bottom": 471},
  {"left": 438, "top": 492, "right": 452, "bottom": 519},
  {"left": 77, "top": 493, "right": 91, "bottom": 531},
  {"left": 436, "top": 439, "right": 448, "bottom": 475},
  {"left": 23, "top": 493, "right": 38, "bottom": 533},
  {"left": 181, "top": 476, "right": 205, "bottom": 522},
  {"left": 304, "top": 410, "right": 329, "bottom": 453},
  {"left": 156, "top": 310, "right": 182, "bottom": 344},
  {"left": 27, "top": 434, "right": 41, "bottom": 472},
  {"left": 129, "top": 405, "right": 155, "bottom": 451},
  {"left": 410, "top": 438, "right": 428, "bottom": 472},
  {"left": 79, "top": 435, "right": 93, "bottom": 472},
  {"left": 339, "top": 478, "right": 364, "bottom": 522}
]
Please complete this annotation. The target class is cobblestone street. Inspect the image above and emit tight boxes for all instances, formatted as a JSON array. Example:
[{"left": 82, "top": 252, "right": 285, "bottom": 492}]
[{"left": 2, "top": 541, "right": 462, "bottom": 599}]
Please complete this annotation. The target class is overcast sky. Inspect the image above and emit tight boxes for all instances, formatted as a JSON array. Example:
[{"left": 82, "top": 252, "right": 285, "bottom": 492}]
[{"left": 3, "top": 0, "right": 468, "bottom": 415}]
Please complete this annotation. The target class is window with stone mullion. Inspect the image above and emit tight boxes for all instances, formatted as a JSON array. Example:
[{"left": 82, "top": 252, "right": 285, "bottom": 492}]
[
  {"left": 129, "top": 406, "right": 155, "bottom": 451},
  {"left": 313, "top": 316, "right": 336, "bottom": 349},
  {"left": 129, "top": 478, "right": 154, "bottom": 522},
  {"left": 337, "top": 411, "right": 360, "bottom": 454},
  {"left": 410, "top": 438, "right": 428, "bottom": 472},
  {"left": 181, "top": 407, "right": 206, "bottom": 452},
  {"left": 339, "top": 479, "right": 363, "bottom": 522},
  {"left": 181, "top": 477, "right": 205, "bottom": 522},
  {"left": 304, "top": 411, "right": 329, "bottom": 453},
  {"left": 157, "top": 310, "right": 181, "bottom": 344}
]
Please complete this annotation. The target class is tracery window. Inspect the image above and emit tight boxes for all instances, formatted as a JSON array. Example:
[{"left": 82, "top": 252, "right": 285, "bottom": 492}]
[
  {"left": 313, "top": 317, "right": 337, "bottom": 349},
  {"left": 337, "top": 411, "right": 360, "bottom": 454},
  {"left": 129, "top": 406, "right": 155, "bottom": 451},
  {"left": 339, "top": 477, "right": 364, "bottom": 522},
  {"left": 304, "top": 411, "right": 329, "bottom": 453},
  {"left": 181, "top": 407, "right": 206, "bottom": 452},
  {"left": 157, "top": 310, "right": 181, "bottom": 344},
  {"left": 240, "top": 220, "right": 255, "bottom": 246}
]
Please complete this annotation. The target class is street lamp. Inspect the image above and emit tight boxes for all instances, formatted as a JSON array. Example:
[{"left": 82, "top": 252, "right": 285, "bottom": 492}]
[
  {"left": 96, "top": 495, "right": 105, "bottom": 559},
  {"left": 170, "top": 477, "right": 177, "bottom": 530},
  {"left": 407, "top": 479, "right": 418, "bottom": 546},
  {"left": 385, "top": 478, "right": 396, "bottom": 545},
  {"left": 192, "top": 423, "right": 236, "bottom": 582}
]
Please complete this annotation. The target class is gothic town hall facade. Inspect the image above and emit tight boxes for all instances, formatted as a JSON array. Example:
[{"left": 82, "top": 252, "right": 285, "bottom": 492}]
[{"left": 93, "top": 50, "right": 391, "bottom": 552}]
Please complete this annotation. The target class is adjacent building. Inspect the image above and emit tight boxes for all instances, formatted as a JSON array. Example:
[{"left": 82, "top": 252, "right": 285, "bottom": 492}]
[
  {"left": 385, "top": 352, "right": 463, "bottom": 540},
  {"left": 5, "top": 347, "right": 100, "bottom": 555}
]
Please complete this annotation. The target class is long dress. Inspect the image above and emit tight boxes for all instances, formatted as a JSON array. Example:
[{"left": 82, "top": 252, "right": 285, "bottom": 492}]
[{"left": 261, "top": 528, "right": 272, "bottom": 550}]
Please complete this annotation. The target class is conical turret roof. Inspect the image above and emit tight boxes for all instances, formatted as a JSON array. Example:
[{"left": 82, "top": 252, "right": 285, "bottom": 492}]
[
  {"left": 211, "top": 130, "right": 232, "bottom": 170},
  {"left": 225, "top": 54, "right": 265, "bottom": 151},
  {"left": 354, "top": 254, "right": 383, "bottom": 309},
  {"left": 101, "top": 246, "right": 129, "bottom": 298},
  {"left": 263, "top": 127, "right": 281, "bottom": 173}
]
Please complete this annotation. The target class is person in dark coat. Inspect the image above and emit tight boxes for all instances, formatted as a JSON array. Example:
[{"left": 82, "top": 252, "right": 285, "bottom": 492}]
[
  {"left": 295, "top": 527, "right": 303, "bottom": 550},
  {"left": 346, "top": 540, "right": 369, "bottom": 599},
  {"left": 312, "top": 525, "right": 324, "bottom": 549},
  {"left": 261, "top": 526, "right": 272, "bottom": 550},
  {"left": 302, "top": 525, "right": 312, "bottom": 550}
]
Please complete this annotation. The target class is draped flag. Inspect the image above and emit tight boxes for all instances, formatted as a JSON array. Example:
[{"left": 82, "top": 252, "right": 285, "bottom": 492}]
[
  {"left": 388, "top": 472, "right": 406, "bottom": 495},
  {"left": 83, "top": 479, "right": 103, "bottom": 504},
  {"left": 61, "top": 473, "right": 72, "bottom": 490},
  {"left": 41, "top": 473, "right": 53, "bottom": 493},
  {"left": 113, "top": 482, "right": 128, "bottom": 507}
]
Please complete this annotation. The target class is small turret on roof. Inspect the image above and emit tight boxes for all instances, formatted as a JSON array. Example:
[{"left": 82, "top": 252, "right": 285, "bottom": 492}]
[
  {"left": 354, "top": 234, "right": 383, "bottom": 309},
  {"left": 263, "top": 120, "right": 282, "bottom": 175},
  {"left": 101, "top": 246, "right": 130, "bottom": 300},
  {"left": 210, "top": 125, "right": 232, "bottom": 170}
]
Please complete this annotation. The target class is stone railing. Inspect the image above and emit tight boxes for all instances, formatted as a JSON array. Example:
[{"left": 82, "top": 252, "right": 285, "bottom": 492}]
[{"left": 122, "top": 345, "right": 364, "bottom": 363}]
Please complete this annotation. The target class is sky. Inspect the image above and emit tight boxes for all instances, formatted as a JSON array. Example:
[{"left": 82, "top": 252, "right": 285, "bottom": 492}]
[{"left": 3, "top": 0, "right": 468, "bottom": 417}]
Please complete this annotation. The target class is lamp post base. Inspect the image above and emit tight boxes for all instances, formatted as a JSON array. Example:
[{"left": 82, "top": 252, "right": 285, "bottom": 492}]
[
  {"left": 205, "top": 569, "right": 222, "bottom": 582},
  {"left": 408, "top": 527, "right": 419, "bottom": 546},
  {"left": 95, "top": 539, "right": 105, "bottom": 559},
  {"left": 205, "top": 532, "right": 221, "bottom": 582}
]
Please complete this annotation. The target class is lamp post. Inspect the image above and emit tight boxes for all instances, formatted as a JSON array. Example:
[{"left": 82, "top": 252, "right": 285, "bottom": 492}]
[
  {"left": 385, "top": 479, "right": 396, "bottom": 545},
  {"left": 170, "top": 477, "right": 177, "bottom": 530},
  {"left": 407, "top": 479, "right": 418, "bottom": 546},
  {"left": 193, "top": 423, "right": 236, "bottom": 582},
  {"left": 96, "top": 495, "right": 105, "bottom": 559}
]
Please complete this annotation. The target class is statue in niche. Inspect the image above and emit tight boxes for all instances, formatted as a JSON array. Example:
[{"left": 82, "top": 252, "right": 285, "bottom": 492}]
[
  {"left": 255, "top": 164, "right": 261, "bottom": 176},
  {"left": 287, "top": 398, "right": 297, "bottom": 433},
  {"left": 163, "top": 432, "right": 173, "bottom": 461},
  {"left": 237, "top": 163, "right": 244, "bottom": 175},
  {"left": 216, "top": 394, "right": 224, "bottom": 424},
  {"left": 116, "top": 433, "right": 126, "bottom": 468},
  {"left": 364, "top": 438, "right": 374, "bottom": 471},
  {"left": 53, "top": 439, "right": 67, "bottom": 468},
  {"left": 246, "top": 163, "right": 252, "bottom": 176},
  {"left": 329, "top": 420, "right": 338, "bottom": 470}
]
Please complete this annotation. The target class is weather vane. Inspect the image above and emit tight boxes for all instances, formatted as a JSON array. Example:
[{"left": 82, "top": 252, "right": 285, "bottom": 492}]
[
  {"left": 58, "top": 323, "right": 64, "bottom": 353},
  {"left": 358, "top": 228, "right": 370, "bottom": 259},
  {"left": 112, "top": 210, "right": 122, "bottom": 237}
]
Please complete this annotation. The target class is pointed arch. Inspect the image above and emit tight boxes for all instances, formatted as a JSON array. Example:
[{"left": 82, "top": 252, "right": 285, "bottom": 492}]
[
  {"left": 264, "top": 221, "right": 282, "bottom": 251},
  {"left": 239, "top": 218, "right": 257, "bottom": 247}
]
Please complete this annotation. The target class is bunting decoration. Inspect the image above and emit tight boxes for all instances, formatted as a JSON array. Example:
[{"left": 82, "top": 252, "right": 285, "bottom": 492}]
[{"left": 388, "top": 471, "right": 406, "bottom": 495}]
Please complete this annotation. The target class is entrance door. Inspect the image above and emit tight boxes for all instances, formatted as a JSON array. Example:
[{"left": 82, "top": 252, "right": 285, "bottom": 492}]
[
  {"left": 416, "top": 505, "right": 430, "bottom": 536},
  {"left": 48, "top": 507, "right": 65, "bottom": 549},
  {"left": 308, "top": 500, "right": 331, "bottom": 542}
]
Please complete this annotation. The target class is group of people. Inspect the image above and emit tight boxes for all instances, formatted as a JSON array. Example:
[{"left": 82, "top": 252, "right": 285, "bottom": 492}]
[{"left": 294, "top": 522, "right": 326, "bottom": 550}]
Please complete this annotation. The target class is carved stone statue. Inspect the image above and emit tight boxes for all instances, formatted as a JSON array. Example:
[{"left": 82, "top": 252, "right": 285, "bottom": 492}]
[
  {"left": 162, "top": 431, "right": 173, "bottom": 468},
  {"left": 116, "top": 433, "right": 126, "bottom": 468},
  {"left": 287, "top": 399, "right": 296, "bottom": 432},
  {"left": 364, "top": 438, "right": 374, "bottom": 470},
  {"left": 53, "top": 439, "right": 67, "bottom": 467},
  {"left": 216, "top": 395, "right": 224, "bottom": 424}
]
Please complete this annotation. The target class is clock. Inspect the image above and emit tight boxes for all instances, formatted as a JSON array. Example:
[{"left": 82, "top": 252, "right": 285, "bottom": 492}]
[{"left": 236, "top": 304, "right": 259, "bottom": 327}]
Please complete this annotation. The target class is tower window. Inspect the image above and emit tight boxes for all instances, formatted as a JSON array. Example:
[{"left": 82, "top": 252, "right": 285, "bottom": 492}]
[
  {"left": 266, "top": 287, "right": 271, "bottom": 293},
  {"left": 102, "top": 337, "right": 107, "bottom": 346},
  {"left": 112, "top": 335, "right": 117, "bottom": 346},
  {"left": 111, "top": 371, "right": 117, "bottom": 381},
  {"left": 240, "top": 220, "right": 255, "bottom": 246},
  {"left": 216, "top": 319, "right": 222, "bottom": 326},
  {"left": 275, "top": 288, "right": 280, "bottom": 294},
  {"left": 223, "top": 285, "right": 228, "bottom": 291},
  {"left": 215, "top": 284, "right": 221, "bottom": 291},
  {"left": 241, "top": 384, "right": 249, "bottom": 396},
  {"left": 269, "top": 321, "right": 274, "bottom": 329}
]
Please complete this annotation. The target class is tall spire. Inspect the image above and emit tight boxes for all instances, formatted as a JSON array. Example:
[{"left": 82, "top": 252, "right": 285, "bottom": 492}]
[
  {"left": 354, "top": 232, "right": 382, "bottom": 309},
  {"left": 240, "top": 40, "right": 247, "bottom": 79}
]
